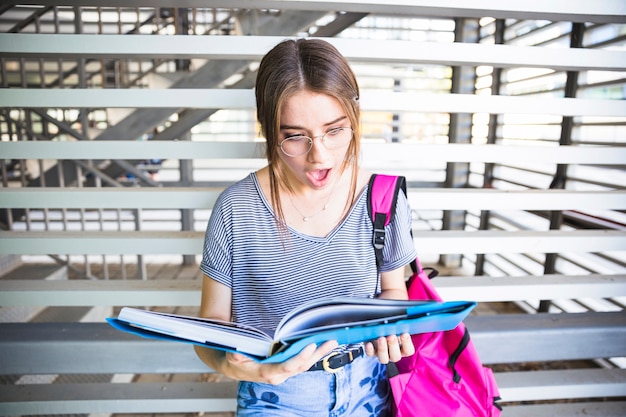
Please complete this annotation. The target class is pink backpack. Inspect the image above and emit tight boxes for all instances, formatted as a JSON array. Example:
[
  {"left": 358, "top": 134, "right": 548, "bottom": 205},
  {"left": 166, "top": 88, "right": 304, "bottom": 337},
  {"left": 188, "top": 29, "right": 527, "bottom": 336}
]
[{"left": 368, "top": 174, "right": 502, "bottom": 417}]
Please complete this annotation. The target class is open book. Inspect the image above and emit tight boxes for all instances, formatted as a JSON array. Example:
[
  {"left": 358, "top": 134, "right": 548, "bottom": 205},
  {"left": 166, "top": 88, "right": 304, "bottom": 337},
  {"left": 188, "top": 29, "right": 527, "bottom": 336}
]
[{"left": 108, "top": 297, "right": 476, "bottom": 363}]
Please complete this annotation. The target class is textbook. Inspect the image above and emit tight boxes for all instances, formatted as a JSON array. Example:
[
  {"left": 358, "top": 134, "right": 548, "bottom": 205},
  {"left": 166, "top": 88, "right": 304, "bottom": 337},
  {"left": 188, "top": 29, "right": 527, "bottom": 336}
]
[{"left": 107, "top": 297, "right": 476, "bottom": 363}]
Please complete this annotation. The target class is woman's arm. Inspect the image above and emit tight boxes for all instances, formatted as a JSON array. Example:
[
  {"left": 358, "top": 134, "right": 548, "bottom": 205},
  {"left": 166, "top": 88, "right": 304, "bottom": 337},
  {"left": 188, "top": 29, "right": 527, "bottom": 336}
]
[
  {"left": 193, "top": 274, "right": 337, "bottom": 384},
  {"left": 193, "top": 274, "right": 233, "bottom": 372},
  {"left": 378, "top": 266, "right": 409, "bottom": 301},
  {"left": 364, "top": 266, "right": 416, "bottom": 363}
]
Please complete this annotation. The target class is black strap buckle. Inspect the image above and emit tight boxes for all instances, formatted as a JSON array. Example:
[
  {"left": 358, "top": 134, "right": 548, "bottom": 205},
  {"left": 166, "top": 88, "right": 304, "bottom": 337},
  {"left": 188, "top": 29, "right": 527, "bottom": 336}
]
[{"left": 373, "top": 228, "right": 386, "bottom": 250}]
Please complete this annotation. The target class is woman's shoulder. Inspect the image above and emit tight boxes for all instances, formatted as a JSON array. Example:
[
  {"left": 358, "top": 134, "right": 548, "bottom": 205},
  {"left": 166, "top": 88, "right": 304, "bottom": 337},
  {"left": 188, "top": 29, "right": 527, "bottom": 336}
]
[
  {"left": 217, "top": 172, "right": 260, "bottom": 205},
  {"left": 227, "top": 172, "right": 256, "bottom": 190}
]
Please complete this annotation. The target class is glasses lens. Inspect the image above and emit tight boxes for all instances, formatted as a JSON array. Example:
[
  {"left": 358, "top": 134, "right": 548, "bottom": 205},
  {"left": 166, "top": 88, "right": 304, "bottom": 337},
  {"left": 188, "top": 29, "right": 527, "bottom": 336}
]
[
  {"left": 280, "top": 136, "right": 311, "bottom": 157},
  {"left": 323, "top": 128, "right": 353, "bottom": 149}
]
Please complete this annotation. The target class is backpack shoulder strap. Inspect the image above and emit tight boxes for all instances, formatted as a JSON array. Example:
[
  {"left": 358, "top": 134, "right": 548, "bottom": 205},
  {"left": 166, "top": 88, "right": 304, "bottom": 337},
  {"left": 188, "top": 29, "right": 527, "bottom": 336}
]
[{"left": 367, "top": 174, "right": 407, "bottom": 271}]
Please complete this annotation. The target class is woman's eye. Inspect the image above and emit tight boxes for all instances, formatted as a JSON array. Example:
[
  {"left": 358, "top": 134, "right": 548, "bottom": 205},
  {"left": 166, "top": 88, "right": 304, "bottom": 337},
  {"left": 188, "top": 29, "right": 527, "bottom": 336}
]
[
  {"left": 327, "top": 128, "right": 343, "bottom": 136},
  {"left": 286, "top": 135, "right": 307, "bottom": 141}
]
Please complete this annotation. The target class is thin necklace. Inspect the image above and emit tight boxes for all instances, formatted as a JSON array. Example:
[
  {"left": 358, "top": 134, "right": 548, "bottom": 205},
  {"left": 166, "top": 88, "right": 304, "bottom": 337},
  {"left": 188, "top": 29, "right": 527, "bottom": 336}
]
[{"left": 288, "top": 181, "right": 338, "bottom": 222}]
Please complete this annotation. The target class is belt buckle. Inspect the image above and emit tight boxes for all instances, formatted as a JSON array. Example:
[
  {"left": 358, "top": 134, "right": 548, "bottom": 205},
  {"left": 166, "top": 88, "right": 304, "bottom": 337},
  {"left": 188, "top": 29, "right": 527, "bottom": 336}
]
[{"left": 322, "top": 351, "right": 353, "bottom": 374}]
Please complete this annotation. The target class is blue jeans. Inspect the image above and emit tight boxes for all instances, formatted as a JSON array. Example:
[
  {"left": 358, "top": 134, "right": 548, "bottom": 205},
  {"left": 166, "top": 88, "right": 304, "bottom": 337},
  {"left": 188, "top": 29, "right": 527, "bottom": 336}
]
[{"left": 236, "top": 355, "right": 391, "bottom": 416}]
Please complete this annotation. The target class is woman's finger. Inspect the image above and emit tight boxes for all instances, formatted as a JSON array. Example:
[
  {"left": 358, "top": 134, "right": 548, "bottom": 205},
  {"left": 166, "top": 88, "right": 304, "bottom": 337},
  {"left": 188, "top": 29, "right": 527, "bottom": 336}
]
[
  {"left": 399, "top": 333, "right": 415, "bottom": 357},
  {"left": 376, "top": 336, "right": 390, "bottom": 364},
  {"left": 386, "top": 334, "right": 403, "bottom": 363}
]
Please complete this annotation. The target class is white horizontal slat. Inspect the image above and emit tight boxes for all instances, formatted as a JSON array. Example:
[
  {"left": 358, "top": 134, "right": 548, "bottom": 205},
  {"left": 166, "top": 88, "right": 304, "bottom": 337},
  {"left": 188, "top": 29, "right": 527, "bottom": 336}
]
[
  {"left": 5, "top": 0, "right": 624, "bottom": 24},
  {"left": 362, "top": 143, "right": 626, "bottom": 165},
  {"left": 0, "top": 140, "right": 263, "bottom": 159},
  {"left": 3, "top": 34, "right": 625, "bottom": 72},
  {"left": 3, "top": 188, "right": 626, "bottom": 211},
  {"left": 2, "top": 370, "right": 625, "bottom": 413},
  {"left": 0, "top": 382, "right": 238, "bottom": 416},
  {"left": 1, "top": 142, "right": 624, "bottom": 165},
  {"left": 2, "top": 313, "right": 623, "bottom": 372},
  {"left": 0, "top": 89, "right": 255, "bottom": 110},
  {"left": 504, "top": 402, "right": 626, "bottom": 417},
  {"left": 0, "top": 279, "right": 201, "bottom": 307},
  {"left": 4, "top": 89, "right": 626, "bottom": 117},
  {"left": 0, "top": 230, "right": 623, "bottom": 255},
  {"left": 435, "top": 274, "right": 626, "bottom": 302},
  {"left": 361, "top": 92, "right": 626, "bottom": 117},
  {"left": 7, "top": 374, "right": 622, "bottom": 416},
  {"left": 407, "top": 189, "right": 626, "bottom": 210},
  {"left": 0, "top": 188, "right": 221, "bottom": 209},
  {"left": 496, "top": 369, "right": 626, "bottom": 402},
  {"left": 0, "top": 274, "right": 622, "bottom": 306}
]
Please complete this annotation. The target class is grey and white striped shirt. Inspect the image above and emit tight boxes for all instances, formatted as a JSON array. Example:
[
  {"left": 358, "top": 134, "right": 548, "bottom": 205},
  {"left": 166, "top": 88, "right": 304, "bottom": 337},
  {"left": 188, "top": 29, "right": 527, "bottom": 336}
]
[{"left": 200, "top": 172, "right": 417, "bottom": 335}]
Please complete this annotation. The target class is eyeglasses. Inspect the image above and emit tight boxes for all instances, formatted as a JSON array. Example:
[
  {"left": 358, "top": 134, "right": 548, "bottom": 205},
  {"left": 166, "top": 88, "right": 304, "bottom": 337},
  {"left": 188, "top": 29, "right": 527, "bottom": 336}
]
[{"left": 279, "top": 127, "right": 354, "bottom": 157}]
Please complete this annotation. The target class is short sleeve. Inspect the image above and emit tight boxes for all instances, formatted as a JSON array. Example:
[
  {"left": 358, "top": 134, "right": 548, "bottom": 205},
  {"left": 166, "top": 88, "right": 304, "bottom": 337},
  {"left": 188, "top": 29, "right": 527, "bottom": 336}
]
[
  {"left": 380, "top": 189, "right": 417, "bottom": 272},
  {"left": 199, "top": 190, "right": 234, "bottom": 288}
]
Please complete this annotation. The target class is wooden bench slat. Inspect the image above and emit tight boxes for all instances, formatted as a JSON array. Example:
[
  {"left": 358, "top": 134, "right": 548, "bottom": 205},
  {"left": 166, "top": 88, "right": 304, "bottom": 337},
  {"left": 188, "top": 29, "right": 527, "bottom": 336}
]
[
  {"left": 0, "top": 382, "right": 238, "bottom": 415},
  {"left": 0, "top": 322, "right": 208, "bottom": 375},
  {"left": 1, "top": 230, "right": 623, "bottom": 255},
  {"left": 1, "top": 313, "right": 623, "bottom": 374},
  {"left": 3, "top": 188, "right": 625, "bottom": 210},
  {"left": 503, "top": 402, "right": 626, "bottom": 417},
  {"left": 469, "top": 312, "right": 626, "bottom": 364},
  {"left": 1, "top": 275, "right": 623, "bottom": 306},
  {"left": 497, "top": 369, "right": 626, "bottom": 402},
  {"left": 0, "top": 279, "right": 201, "bottom": 307},
  {"left": 2, "top": 371, "right": 625, "bottom": 415},
  {"left": 433, "top": 274, "right": 626, "bottom": 303}
]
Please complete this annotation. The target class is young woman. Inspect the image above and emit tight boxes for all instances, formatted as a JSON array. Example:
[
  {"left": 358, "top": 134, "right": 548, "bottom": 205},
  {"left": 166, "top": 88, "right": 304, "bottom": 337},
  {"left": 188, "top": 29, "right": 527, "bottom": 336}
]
[{"left": 194, "top": 38, "right": 417, "bottom": 416}]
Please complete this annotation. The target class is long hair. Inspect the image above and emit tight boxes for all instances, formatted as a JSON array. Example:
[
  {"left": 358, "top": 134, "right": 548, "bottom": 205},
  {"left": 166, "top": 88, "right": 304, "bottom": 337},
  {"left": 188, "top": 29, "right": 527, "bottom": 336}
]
[{"left": 255, "top": 38, "right": 361, "bottom": 227}]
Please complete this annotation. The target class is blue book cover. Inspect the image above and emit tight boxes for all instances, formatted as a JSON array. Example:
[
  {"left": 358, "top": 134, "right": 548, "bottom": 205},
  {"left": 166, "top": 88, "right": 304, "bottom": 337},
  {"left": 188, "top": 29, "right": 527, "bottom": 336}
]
[{"left": 107, "top": 297, "right": 476, "bottom": 363}]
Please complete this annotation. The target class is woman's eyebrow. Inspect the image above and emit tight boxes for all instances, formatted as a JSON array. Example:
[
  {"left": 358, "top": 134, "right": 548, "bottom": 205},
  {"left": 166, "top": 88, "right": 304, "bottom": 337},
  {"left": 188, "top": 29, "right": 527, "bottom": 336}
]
[{"left": 280, "top": 116, "right": 348, "bottom": 131}]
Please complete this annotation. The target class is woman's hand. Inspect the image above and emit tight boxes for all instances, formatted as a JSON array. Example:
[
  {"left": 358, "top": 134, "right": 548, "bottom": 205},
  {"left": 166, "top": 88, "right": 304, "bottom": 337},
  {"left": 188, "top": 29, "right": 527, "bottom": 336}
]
[
  {"left": 200, "top": 340, "right": 339, "bottom": 385},
  {"left": 369, "top": 265, "right": 416, "bottom": 363},
  {"left": 364, "top": 333, "right": 415, "bottom": 364}
]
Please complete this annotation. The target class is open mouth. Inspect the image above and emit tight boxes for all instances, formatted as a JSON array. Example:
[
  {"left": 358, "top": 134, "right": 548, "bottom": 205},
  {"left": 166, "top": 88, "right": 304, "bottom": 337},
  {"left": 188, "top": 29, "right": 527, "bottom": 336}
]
[{"left": 308, "top": 169, "right": 331, "bottom": 187}]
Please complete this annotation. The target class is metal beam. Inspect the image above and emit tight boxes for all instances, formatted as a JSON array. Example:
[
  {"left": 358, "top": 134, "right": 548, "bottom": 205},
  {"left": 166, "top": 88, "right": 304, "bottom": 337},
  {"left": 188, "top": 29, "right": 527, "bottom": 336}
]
[
  {"left": 441, "top": 17, "right": 478, "bottom": 267},
  {"left": 92, "top": 10, "right": 327, "bottom": 142},
  {"left": 541, "top": 22, "right": 587, "bottom": 312}
]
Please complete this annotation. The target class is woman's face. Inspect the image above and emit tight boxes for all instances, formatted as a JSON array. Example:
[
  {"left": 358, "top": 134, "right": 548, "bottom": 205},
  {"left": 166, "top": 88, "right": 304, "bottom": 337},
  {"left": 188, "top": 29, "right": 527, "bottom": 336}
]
[{"left": 277, "top": 90, "right": 352, "bottom": 191}]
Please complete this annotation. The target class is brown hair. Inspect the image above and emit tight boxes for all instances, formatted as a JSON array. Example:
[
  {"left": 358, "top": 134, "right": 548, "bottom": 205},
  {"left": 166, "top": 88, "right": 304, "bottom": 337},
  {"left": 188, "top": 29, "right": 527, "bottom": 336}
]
[{"left": 255, "top": 38, "right": 361, "bottom": 225}]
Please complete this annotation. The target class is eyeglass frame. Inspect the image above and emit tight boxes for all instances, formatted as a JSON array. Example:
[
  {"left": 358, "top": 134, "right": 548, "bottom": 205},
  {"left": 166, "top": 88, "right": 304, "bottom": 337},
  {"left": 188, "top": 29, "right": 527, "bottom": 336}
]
[{"left": 278, "top": 127, "right": 354, "bottom": 157}]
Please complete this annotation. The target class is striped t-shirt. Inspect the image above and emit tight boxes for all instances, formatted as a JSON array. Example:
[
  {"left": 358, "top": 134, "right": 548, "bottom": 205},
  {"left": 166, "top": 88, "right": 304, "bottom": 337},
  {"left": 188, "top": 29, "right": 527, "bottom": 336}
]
[{"left": 200, "top": 172, "right": 417, "bottom": 335}]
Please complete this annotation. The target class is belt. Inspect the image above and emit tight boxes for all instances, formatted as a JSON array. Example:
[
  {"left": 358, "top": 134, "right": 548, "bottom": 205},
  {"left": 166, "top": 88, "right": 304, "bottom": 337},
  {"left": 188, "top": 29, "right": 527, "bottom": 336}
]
[{"left": 307, "top": 347, "right": 364, "bottom": 373}]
